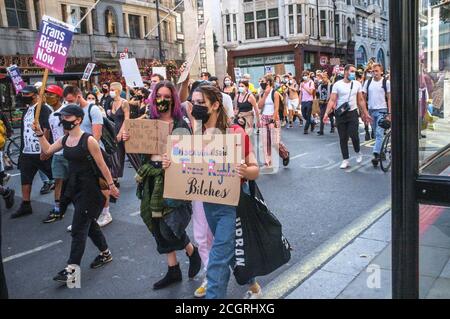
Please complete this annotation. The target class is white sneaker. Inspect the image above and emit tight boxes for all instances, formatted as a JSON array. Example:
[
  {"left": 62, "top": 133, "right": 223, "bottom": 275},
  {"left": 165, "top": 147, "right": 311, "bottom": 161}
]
[
  {"left": 340, "top": 160, "right": 350, "bottom": 169},
  {"left": 194, "top": 278, "right": 207, "bottom": 298},
  {"left": 98, "top": 212, "right": 112, "bottom": 227},
  {"left": 67, "top": 225, "right": 72, "bottom": 232},
  {"left": 243, "top": 283, "right": 262, "bottom": 299},
  {"left": 356, "top": 153, "right": 363, "bottom": 164}
]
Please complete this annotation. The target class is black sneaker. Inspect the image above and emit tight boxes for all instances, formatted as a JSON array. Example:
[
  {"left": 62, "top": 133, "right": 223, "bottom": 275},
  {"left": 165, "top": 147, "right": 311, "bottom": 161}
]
[
  {"left": 365, "top": 132, "right": 371, "bottom": 141},
  {"left": 304, "top": 131, "right": 309, "bottom": 135},
  {"left": 372, "top": 153, "right": 380, "bottom": 168},
  {"left": 42, "top": 210, "right": 64, "bottom": 224},
  {"left": 11, "top": 202, "right": 32, "bottom": 219},
  {"left": 40, "top": 182, "right": 53, "bottom": 195},
  {"left": 53, "top": 267, "right": 76, "bottom": 284},
  {"left": 317, "top": 132, "right": 324, "bottom": 136},
  {"left": 4, "top": 165, "right": 13, "bottom": 171},
  {"left": 90, "top": 251, "right": 113, "bottom": 269},
  {"left": 283, "top": 153, "right": 290, "bottom": 167},
  {"left": 371, "top": 130, "right": 375, "bottom": 139},
  {"left": 3, "top": 188, "right": 15, "bottom": 209},
  {"left": 330, "top": 128, "right": 335, "bottom": 133},
  {"left": 187, "top": 246, "right": 202, "bottom": 278}
]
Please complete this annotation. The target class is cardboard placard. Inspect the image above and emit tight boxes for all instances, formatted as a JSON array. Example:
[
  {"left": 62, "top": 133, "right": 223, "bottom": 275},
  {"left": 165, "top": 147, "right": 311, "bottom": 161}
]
[
  {"left": 33, "top": 15, "right": 75, "bottom": 74},
  {"left": 163, "top": 134, "right": 243, "bottom": 206},
  {"left": 178, "top": 20, "right": 209, "bottom": 84},
  {"left": 124, "top": 119, "right": 170, "bottom": 154},
  {"left": 275, "top": 64, "right": 286, "bottom": 76},
  {"left": 120, "top": 58, "right": 144, "bottom": 88},
  {"left": 81, "top": 63, "right": 96, "bottom": 81},
  {"left": 6, "top": 65, "right": 26, "bottom": 94},
  {"left": 330, "top": 58, "right": 341, "bottom": 66},
  {"left": 152, "top": 67, "right": 167, "bottom": 79},
  {"left": 320, "top": 56, "right": 328, "bottom": 66}
]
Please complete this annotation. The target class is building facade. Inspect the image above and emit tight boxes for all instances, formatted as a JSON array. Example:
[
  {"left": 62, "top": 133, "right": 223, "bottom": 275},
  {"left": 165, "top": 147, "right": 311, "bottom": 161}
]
[
  {"left": 0, "top": 0, "right": 184, "bottom": 80},
  {"left": 354, "top": 0, "right": 390, "bottom": 69},
  {"left": 216, "top": 0, "right": 389, "bottom": 82}
]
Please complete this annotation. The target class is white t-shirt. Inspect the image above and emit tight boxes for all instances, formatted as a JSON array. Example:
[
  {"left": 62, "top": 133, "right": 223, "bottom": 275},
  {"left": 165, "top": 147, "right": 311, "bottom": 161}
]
[
  {"left": 262, "top": 89, "right": 275, "bottom": 116},
  {"left": 221, "top": 92, "right": 234, "bottom": 119},
  {"left": 362, "top": 78, "right": 391, "bottom": 110},
  {"left": 49, "top": 106, "right": 66, "bottom": 155},
  {"left": 22, "top": 104, "right": 52, "bottom": 155},
  {"left": 332, "top": 80, "right": 362, "bottom": 112}
]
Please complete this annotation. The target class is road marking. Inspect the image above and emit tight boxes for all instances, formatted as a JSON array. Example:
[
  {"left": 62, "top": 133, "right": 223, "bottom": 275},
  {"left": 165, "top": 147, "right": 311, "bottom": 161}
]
[
  {"left": 326, "top": 142, "right": 338, "bottom": 147},
  {"left": 290, "top": 153, "right": 308, "bottom": 160},
  {"left": 10, "top": 173, "right": 21, "bottom": 177},
  {"left": 346, "top": 159, "right": 373, "bottom": 173},
  {"left": 3, "top": 240, "right": 63, "bottom": 263},
  {"left": 263, "top": 198, "right": 391, "bottom": 299},
  {"left": 130, "top": 211, "right": 140, "bottom": 217}
]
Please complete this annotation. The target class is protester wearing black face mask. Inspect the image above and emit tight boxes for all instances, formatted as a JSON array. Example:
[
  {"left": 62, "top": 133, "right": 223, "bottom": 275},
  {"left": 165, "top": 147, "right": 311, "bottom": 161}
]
[
  {"left": 34, "top": 103, "right": 119, "bottom": 286},
  {"left": 122, "top": 80, "right": 201, "bottom": 291},
  {"left": 12, "top": 85, "right": 53, "bottom": 219},
  {"left": 100, "top": 83, "right": 113, "bottom": 113}
]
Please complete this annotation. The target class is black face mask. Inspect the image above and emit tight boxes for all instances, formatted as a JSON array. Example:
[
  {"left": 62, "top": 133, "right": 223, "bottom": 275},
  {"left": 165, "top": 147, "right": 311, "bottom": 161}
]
[
  {"left": 60, "top": 119, "right": 78, "bottom": 131},
  {"left": 156, "top": 99, "right": 171, "bottom": 113},
  {"left": 260, "top": 83, "right": 267, "bottom": 90},
  {"left": 22, "top": 96, "right": 34, "bottom": 105},
  {"left": 191, "top": 105, "right": 210, "bottom": 123},
  {"left": 102, "top": 88, "right": 108, "bottom": 94}
]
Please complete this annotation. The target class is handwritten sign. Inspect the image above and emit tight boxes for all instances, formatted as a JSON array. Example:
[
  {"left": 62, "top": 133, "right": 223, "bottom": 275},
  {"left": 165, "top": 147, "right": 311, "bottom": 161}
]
[
  {"left": 6, "top": 65, "right": 26, "bottom": 94},
  {"left": 124, "top": 119, "right": 170, "bottom": 154},
  {"left": 120, "top": 58, "right": 144, "bottom": 88},
  {"left": 163, "top": 134, "right": 243, "bottom": 206},
  {"left": 320, "top": 56, "right": 328, "bottom": 66},
  {"left": 33, "top": 15, "right": 75, "bottom": 74},
  {"left": 81, "top": 63, "right": 96, "bottom": 81},
  {"left": 330, "top": 58, "right": 341, "bottom": 66},
  {"left": 178, "top": 20, "right": 209, "bottom": 84}
]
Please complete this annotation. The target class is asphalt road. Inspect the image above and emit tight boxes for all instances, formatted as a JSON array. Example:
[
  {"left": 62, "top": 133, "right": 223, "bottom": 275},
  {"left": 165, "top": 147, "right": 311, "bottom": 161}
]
[{"left": 1, "top": 121, "right": 391, "bottom": 299}]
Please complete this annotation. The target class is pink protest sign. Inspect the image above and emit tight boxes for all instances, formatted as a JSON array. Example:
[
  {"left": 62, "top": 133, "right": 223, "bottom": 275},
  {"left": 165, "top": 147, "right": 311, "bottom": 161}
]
[
  {"left": 6, "top": 65, "right": 26, "bottom": 94},
  {"left": 33, "top": 16, "right": 75, "bottom": 74}
]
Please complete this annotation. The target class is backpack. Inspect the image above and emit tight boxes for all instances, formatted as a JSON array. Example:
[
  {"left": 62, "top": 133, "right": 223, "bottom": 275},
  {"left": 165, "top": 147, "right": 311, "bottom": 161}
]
[
  {"left": 88, "top": 104, "right": 119, "bottom": 155},
  {"left": 365, "top": 77, "right": 388, "bottom": 104}
]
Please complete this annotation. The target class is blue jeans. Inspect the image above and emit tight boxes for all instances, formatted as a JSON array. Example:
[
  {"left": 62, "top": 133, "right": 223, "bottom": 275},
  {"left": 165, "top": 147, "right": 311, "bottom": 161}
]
[
  {"left": 204, "top": 202, "right": 236, "bottom": 299},
  {"left": 369, "top": 109, "right": 388, "bottom": 155}
]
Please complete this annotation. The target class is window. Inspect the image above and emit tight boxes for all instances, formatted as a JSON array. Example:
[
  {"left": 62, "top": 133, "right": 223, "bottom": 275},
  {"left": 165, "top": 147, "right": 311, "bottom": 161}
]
[
  {"left": 5, "top": 0, "right": 29, "bottom": 29},
  {"left": 268, "top": 8, "right": 279, "bottom": 37},
  {"left": 336, "top": 14, "right": 340, "bottom": 41},
  {"left": 128, "top": 14, "right": 141, "bottom": 39},
  {"left": 320, "top": 10, "right": 327, "bottom": 37},
  {"left": 256, "top": 10, "right": 266, "bottom": 38},
  {"left": 144, "top": 16, "right": 149, "bottom": 36},
  {"left": 233, "top": 14, "right": 237, "bottom": 41},
  {"left": 288, "top": 5, "right": 294, "bottom": 34},
  {"left": 329, "top": 10, "right": 334, "bottom": 38},
  {"left": 297, "top": 5, "right": 303, "bottom": 34},
  {"left": 356, "top": 45, "right": 367, "bottom": 67},
  {"left": 309, "top": 7, "right": 316, "bottom": 37},
  {"left": 176, "top": 14, "right": 183, "bottom": 34},
  {"left": 33, "top": 0, "right": 41, "bottom": 29},
  {"left": 92, "top": 8, "right": 99, "bottom": 33},
  {"left": 105, "top": 9, "right": 117, "bottom": 35},
  {"left": 61, "top": 5, "right": 87, "bottom": 34},
  {"left": 226, "top": 14, "right": 231, "bottom": 42},
  {"left": 162, "top": 21, "right": 169, "bottom": 42},
  {"left": 341, "top": 16, "right": 346, "bottom": 41},
  {"left": 123, "top": 13, "right": 127, "bottom": 35},
  {"left": 244, "top": 12, "right": 255, "bottom": 40}
]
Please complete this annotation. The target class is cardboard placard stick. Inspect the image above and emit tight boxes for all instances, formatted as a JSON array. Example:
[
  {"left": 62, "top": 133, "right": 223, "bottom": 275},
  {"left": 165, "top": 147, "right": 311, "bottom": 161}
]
[{"left": 34, "top": 68, "right": 49, "bottom": 126}]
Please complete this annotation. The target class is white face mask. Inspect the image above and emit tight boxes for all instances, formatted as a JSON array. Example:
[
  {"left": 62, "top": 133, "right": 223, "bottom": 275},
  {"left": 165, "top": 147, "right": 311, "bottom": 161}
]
[
  {"left": 225, "top": 80, "right": 232, "bottom": 86},
  {"left": 110, "top": 91, "right": 116, "bottom": 99},
  {"left": 238, "top": 87, "right": 245, "bottom": 94},
  {"left": 303, "top": 76, "right": 308, "bottom": 81}
]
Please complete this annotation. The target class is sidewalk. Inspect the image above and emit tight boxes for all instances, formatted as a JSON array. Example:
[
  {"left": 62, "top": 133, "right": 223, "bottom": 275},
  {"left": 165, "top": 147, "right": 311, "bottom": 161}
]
[{"left": 285, "top": 208, "right": 450, "bottom": 299}]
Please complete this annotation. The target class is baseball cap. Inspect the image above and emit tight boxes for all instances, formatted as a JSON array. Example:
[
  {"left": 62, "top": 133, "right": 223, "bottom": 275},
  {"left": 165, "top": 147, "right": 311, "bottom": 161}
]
[
  {"left": 54, "top": 104, "right": 85, "bottom": 118},
  {"left": 21, "top": 85, "right": 38, "bottom": 95},
  {"left": 45, "top": 85, "right": 63, "bottom": 97}
]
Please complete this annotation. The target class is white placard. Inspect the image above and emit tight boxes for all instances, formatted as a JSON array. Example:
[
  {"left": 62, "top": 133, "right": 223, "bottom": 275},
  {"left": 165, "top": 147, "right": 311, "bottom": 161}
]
[
  {"left": 119, "top": 58, "right": 144, "bottom": 88},
  {"left": 81, "top": 63, "right": 96, "bottom": 81},
  {"left": 152, "top": 67, "right": 167, "bottom": 79}
]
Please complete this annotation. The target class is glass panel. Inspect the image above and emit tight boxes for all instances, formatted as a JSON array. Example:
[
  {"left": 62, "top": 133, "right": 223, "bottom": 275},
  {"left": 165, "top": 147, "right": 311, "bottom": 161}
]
[
  {"left": 268, "top": 8, "right": 278, "bottom": 18},
  {"left": 256, "top": 10, "right": 266, "bottom": 20},
  {"left": 419, "top": 204, "right": 450, "bottom": 298},
  {"left": 418, "top": 0, "right": 450, "bottom": 175},
  {"left": 244, "top": 12, "right": 254, "bottom": 22}
]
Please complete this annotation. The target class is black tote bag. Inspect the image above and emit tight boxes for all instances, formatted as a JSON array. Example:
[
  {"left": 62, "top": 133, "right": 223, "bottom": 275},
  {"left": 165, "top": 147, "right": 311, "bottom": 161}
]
[{"left": 234, "top": 181, "right": 291, "bottom": 285}]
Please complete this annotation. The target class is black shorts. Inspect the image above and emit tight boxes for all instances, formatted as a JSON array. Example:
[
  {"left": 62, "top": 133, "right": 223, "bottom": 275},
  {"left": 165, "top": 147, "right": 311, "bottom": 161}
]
[{"left": 19, "top": 154, "right": 53, "bottom": 185}]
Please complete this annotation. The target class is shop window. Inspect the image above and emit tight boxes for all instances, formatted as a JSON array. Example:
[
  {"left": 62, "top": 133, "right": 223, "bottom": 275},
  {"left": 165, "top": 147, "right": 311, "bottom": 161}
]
[{"left": 5, "top": 0, "right": 29, "bottom": 29}]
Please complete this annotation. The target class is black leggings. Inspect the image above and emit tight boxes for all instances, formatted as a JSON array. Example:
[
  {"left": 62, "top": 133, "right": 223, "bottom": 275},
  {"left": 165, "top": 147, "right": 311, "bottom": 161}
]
[{"left": 336, "top": 110, "right": 360, "bottom": 160}]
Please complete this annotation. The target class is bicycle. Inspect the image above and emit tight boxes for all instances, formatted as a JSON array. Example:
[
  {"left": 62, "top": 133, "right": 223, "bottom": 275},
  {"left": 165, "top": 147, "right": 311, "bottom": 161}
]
[
  {"left": 379, "top": 114, "right": 392, "bottom": 173},
  {"left": 5, "top": 135, "right": 21, "bottom": 167}
]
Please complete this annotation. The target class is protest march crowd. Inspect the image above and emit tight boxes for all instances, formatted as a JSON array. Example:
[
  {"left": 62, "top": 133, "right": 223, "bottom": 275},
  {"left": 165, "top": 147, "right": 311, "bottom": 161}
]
[{"left": 0, "top": 55, "right": 395, "bottom": 300}]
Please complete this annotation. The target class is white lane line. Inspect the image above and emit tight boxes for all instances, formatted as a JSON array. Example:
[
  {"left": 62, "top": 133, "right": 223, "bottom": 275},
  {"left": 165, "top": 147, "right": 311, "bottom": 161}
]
[
  {"left": 10, "top": 173, "right": 21, "bottom": 177},
  {"left": 130, "top": 211, "right": 140, "bottom": 217},
  {"left": 3, "top": 240, "right": 63, "bottom": 263},
  {"left": 326, "top": 142, "right": 338, "bottom": 146},
  {"left": 346, "top": 159, "right": 373, "bottom": 173},
  {"left": 290, "top": 153, "right": 308, "bottom": 160}
]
